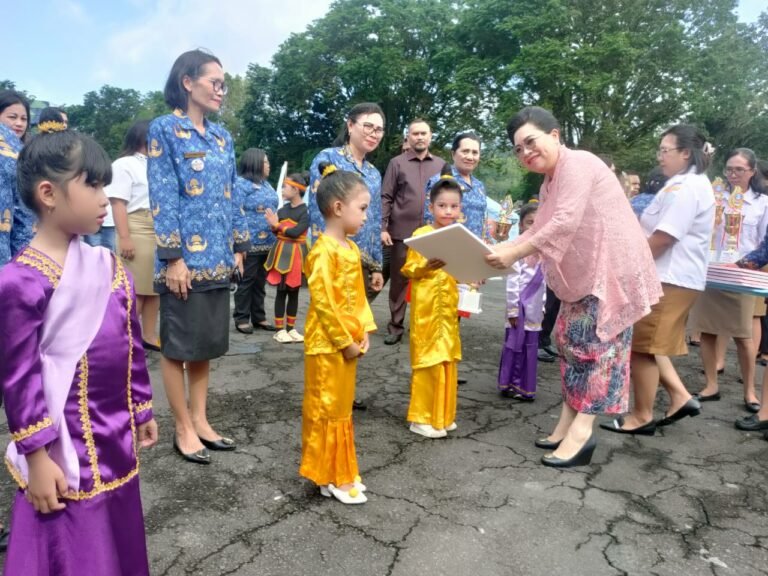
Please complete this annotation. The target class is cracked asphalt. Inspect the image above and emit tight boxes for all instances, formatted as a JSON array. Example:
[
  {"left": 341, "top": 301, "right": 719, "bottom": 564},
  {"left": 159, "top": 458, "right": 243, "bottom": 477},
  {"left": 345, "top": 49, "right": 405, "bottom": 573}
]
[{"left": 2, "top": 278, "right": 767, "bottom": 575}]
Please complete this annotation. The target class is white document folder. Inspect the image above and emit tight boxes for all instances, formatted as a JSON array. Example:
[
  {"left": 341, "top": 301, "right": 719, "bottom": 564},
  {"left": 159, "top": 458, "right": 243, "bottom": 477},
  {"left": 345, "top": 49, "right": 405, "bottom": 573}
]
[{"left": 403, "top": 223, "right": 514, "bottom": 283}]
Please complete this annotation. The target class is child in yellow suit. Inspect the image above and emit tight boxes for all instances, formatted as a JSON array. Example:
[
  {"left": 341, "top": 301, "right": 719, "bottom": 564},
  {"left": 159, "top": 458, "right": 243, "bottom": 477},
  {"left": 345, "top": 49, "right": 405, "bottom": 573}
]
[
  {"left": 402, "top": 168, "right": 463, "bottom": 438},
  {"left": 300, "top": 163, "right": 376, "bottom": 505}
]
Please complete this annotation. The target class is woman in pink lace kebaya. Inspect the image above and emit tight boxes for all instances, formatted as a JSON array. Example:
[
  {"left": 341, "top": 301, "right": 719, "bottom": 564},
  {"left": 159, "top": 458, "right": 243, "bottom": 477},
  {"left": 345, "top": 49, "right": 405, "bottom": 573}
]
[{"left": 487, "top": 107, "right": 662, "bottom": 468}]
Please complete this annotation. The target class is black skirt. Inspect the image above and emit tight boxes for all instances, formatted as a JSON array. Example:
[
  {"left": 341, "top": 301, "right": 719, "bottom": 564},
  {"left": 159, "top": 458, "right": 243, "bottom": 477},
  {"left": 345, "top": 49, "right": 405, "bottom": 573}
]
[{"left": 160, "top": 288, "right": 230, "bottom": 361}]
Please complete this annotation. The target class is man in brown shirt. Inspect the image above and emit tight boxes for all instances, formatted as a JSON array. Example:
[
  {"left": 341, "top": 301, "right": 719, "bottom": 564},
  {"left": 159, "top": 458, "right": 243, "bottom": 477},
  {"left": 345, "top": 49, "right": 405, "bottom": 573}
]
[{"left": 381, "top": 119, "right": 446, "bottom": 345}]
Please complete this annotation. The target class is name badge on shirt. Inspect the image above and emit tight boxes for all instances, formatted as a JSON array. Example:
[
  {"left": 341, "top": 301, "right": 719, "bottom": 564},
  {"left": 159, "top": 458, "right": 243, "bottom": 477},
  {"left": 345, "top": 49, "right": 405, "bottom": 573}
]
[{"left": 184, "top": 151, "right": 206, "bottom": 172}]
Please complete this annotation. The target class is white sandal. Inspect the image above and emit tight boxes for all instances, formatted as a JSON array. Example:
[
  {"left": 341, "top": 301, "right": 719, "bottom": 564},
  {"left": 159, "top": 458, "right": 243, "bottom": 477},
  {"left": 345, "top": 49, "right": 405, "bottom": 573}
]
[
  {"left": 320, "top": 483, "right": 367, "bottom": 504},
  {"left": 409, "top": 423, "right": 447, "bottom": 438},
  {"left": 273, "top": 329, "right": 293, "bottom": 343},
  {"left": 287, "top": 329, "right": 304, "bottom": 342},
  {"left": 445, "top": 422, "right": 457, "bottom": 432}
]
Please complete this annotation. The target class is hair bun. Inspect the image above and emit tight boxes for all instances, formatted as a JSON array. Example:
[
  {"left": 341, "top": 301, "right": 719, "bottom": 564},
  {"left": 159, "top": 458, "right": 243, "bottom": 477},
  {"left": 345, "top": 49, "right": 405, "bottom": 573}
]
[
  {"left": 702, "top": 142, "right": 716, "bottom": 157},
  {"left": 37, "top": 121, "right": 66, "bottom": 134},
  {"left": 320, "top": 163, "right": 338, "bottom": 178}
]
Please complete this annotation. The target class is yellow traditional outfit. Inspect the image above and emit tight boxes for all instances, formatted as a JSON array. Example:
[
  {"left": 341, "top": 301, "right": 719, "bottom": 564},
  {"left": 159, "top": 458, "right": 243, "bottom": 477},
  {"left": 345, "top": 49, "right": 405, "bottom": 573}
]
[
  {"left": 300, "top": 233, "right": 377, "bottom": 486},
  {"left": 402, "top": 225, "right": 462, "bottom": 430}
]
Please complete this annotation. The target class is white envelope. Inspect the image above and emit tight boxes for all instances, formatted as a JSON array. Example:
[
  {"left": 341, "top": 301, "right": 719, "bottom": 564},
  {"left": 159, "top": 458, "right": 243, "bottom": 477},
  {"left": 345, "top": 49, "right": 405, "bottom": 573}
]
[{"left": 404, "top": 223, "right": 515, "bottom": 283}]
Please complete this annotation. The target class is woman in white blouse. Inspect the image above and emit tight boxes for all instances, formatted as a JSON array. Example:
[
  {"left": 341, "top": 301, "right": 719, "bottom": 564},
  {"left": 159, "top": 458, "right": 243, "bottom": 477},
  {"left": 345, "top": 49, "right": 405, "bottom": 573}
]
[
  {"left": 692, "top": 148, "right": 768, "bottom": 413},
  {"left": 107, "top": 120, "right": 160, "bottom": 350}
]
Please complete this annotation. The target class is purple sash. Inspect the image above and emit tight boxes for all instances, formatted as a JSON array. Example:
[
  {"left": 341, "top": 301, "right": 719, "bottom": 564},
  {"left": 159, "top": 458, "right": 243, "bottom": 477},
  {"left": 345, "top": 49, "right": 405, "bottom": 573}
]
[
  {"left": 7, "top": 238, "right": 113, "bottom": 490},
  {"left": 505, "top": 265, "right": 544, "bottom": 352}
]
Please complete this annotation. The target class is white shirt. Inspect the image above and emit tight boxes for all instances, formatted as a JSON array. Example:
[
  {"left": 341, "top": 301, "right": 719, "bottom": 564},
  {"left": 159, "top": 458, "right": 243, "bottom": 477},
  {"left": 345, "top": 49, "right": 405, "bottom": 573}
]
[
  {"left": 105, "top": 153, "right": 150, "bottom": 214},
  {"left": 506, "top": 258, "right": 546, "bottom": 331},
  {"left": 640, "top": 169, "right": 715, "bottom": 290},
  {"left": 710, "top": 188, "right": 768, "bottom": 261}
]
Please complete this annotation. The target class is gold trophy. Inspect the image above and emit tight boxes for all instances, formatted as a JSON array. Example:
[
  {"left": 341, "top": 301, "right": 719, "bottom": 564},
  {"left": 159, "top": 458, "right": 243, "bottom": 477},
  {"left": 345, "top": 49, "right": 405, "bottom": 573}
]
[
  {"left": 724, "top": 212, "right": 742, "bottom": 255},
  {"left": 494, "top": 195, "right": 515, "bottom": 240}
]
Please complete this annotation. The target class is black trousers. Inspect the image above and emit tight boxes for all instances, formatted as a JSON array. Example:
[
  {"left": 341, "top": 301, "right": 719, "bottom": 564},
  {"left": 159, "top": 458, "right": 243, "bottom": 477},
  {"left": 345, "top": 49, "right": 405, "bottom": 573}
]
[
  {"left": 386, "top": 240, "right": 409, "bottom": 336},
  {"left": 539, "top": 286, "right": 561, "bottom": 348},
  {"left": 233, "top": 252, "right": 269, "bottom": 325}
]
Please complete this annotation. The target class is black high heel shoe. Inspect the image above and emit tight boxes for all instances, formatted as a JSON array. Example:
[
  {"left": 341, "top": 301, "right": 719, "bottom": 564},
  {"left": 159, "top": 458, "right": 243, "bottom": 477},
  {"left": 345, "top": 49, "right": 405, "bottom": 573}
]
[
  {"left": 534, "top": 437, "right": 562, "bottom": 450},
  {"left": 199, "top": 436, "right": 237, "bottom": 451},
  {"left": 173, "top": 438, "right": 211, "bottom": 465},
  {"left": 541, "top": 434, "right": 597, "bottom": 468}
]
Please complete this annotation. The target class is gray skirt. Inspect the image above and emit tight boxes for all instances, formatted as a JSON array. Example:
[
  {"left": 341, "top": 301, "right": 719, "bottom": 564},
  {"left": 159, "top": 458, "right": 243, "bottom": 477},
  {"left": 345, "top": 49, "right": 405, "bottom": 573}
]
[
  {"left": 160, "top": 288, "right": 230, "bottom": 361},
  {"left": 690, "top": 288, "right": 752, "bottom": 339}
]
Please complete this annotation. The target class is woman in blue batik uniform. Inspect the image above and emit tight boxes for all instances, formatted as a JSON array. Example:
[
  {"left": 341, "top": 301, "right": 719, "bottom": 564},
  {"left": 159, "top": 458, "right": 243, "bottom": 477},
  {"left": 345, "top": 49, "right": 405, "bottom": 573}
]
[
  {"left": 233, "top": 148, "right": 279, "bottom": 334},
  {"left": 148, "top": 49, "right": 250, "bottom": 465},
  {"left": 424, "top": 132, "right": 489, "bottom": 241},
  {"left": 0, "top": 123, "right": 21, "bottom": 268},
  {"left": 308, "top": 102, "right": 386, "bottom": 300}
]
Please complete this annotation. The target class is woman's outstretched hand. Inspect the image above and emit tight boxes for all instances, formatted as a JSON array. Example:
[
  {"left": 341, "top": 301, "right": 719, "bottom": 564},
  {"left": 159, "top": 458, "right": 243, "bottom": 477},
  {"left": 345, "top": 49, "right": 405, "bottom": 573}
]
[{"left": 485, "top": 244, "right": 519, "bottom": 269}]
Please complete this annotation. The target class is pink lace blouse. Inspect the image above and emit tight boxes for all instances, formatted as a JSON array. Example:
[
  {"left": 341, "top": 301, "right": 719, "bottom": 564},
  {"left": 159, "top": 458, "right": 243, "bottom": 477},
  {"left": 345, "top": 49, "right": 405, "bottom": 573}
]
[{"left": 517, "top": 146, "right": 662, "bottom": 341}]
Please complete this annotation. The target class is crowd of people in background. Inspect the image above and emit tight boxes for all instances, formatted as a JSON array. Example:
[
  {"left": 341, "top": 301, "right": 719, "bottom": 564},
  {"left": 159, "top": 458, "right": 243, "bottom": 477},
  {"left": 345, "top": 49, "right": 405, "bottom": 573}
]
[{"left": 0, "top": 46, "right": 767, "bottom": 573}]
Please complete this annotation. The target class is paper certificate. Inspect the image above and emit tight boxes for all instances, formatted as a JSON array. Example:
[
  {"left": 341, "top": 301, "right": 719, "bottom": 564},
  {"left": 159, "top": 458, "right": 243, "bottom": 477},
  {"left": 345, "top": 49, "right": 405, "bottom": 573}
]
[{"left": 404, "top": 223, "right": 515, "bottom": 283}]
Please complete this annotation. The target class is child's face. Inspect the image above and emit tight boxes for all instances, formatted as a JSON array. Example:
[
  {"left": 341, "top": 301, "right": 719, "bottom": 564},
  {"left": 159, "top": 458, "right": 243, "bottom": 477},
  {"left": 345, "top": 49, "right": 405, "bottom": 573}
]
[
  {"left": 519, "top": 211, "right": 536, "bottom": 234},
  {"left": 338, "top": 185, "right": 371, "bottom": 236},
  {"left": 42, "top": 173, "right": 110, "bottom": 235},
  {"left": 282, "top": 183, "right": 301, "bottom": 202},
  {"left": 430, "top": 190, "right": 462, "bottom": 228}
]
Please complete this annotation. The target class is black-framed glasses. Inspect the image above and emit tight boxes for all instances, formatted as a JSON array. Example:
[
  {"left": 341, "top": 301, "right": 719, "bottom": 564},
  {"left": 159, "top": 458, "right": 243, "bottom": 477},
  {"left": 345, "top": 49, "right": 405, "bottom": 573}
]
[
  {"left": 203, "top": 78, "right": 228, "bottom": 95},
  {"left": 513, "top": 133, "right": 546, "bottom": 157},
  {"left": 656, "top": 147, "right": 681, "bottom": 157},
  {"left": 357, "top": 122, "right": 384, "bottom": 137},
  {"left": 724, "top": 166, "right": 751, "bottom": 176}
]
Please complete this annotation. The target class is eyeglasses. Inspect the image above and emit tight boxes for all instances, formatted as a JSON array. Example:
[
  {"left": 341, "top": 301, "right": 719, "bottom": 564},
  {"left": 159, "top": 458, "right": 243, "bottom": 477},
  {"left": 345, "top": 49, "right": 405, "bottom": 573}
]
[
  {"left": 357, "top": 122, "right": 384, "bottom": 137},
  {"left": 203, "top": 78, "right": 228, "bottom": 95},
  {"left": 513, "top": 133, "right": 546, "bottom": 157},
  {"left": 656, "top": 147, "right": 681, "bottom": 157},
  {"left": 724, "top": 166, "right": 751, "bottom": 176}
]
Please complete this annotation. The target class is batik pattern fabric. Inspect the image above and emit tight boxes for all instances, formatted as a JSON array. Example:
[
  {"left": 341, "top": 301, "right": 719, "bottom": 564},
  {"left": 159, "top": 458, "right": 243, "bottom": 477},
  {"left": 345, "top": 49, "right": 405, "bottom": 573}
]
[
  {"left": 423, "top": 164, "right": 488, "bottom": 240},
  {"left": 0, "top": 124, "right": 21, "bottom": 266},
  {"left": 308, "top": 146, "right": 383, "bottom": 272},
  {"left": 236, "top": 176, "right": 278, "bottom": 254},
  {"left": 147, "top": 109, "right": 250, "bottom": 293},
  {"left": 555, "top": 295, "right": 632, "bottom": 415}
]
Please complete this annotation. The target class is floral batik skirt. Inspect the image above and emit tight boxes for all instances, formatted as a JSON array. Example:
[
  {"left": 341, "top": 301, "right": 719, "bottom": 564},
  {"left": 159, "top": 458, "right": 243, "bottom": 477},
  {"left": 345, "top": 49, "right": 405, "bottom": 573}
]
[{"left": 555, "top": 295, "right": 632, "bottom": 415}]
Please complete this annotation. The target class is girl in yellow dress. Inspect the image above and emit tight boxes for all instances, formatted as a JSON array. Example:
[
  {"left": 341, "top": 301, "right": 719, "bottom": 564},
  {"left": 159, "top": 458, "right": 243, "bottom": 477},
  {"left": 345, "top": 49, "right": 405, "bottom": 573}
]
[
  {"left": 403, "top": 168, "right": 463, "bottom": 438},
  {"left": 299, "top": 162, "right": 377, "bottom": 505}
]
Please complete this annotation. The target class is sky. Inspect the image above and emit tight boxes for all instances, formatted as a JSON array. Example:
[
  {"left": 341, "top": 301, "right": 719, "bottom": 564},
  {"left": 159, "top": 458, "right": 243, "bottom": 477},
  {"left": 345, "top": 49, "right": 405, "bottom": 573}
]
[{"left": 4, "top": 0, "right": 765, "bottom": 106}]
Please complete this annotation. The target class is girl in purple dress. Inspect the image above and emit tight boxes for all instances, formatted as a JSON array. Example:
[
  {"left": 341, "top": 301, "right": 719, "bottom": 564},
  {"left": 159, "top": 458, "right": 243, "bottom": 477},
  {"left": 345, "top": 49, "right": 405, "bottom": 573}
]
[
  {"left": 0, "top": 125, "right": 158, "bottom": 575},
  {"left": 498, "top": 203, "right": 546, "bottom": 400}
]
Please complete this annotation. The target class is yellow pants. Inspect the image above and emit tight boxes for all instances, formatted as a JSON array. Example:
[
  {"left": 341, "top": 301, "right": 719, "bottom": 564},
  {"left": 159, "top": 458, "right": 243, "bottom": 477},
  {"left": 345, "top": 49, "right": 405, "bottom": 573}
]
[
  {"left": 407, "top": 361, "right": 458, "bottom": 430},
  {"left": 300, "top": 352, "right": 359, "bottom": 486}
]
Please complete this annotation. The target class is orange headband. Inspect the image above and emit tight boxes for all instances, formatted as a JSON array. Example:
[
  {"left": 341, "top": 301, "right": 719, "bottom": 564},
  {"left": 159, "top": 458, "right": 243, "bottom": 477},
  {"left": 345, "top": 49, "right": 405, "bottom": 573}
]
[{"left": 285, "top": 179, "right": 307, "bottom": 191}]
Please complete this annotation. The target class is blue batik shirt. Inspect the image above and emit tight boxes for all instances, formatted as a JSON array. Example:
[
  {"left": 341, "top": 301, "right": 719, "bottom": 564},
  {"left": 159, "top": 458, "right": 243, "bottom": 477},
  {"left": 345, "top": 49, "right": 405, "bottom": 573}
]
[
  {"left": 0, "top": 124, "right": 22, "bottom": 267},
  {"left": 236, "top": 175, "right": 278, "bottom": 254},
  {"left": 630, "top": 193, "right": 656, "bottom": 219},
  {"left": 308, "top": 146, "right": 383, "bottom": 272},
  {"left": 423, "top": 165, "right": 488, "bottom": 240},
  {"left": 147, "top": 109, "right": 250, "bottom": 293}
]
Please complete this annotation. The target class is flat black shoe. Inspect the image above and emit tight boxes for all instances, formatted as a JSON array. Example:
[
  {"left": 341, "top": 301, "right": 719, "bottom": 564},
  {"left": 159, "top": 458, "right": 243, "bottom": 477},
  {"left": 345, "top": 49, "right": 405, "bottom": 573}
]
[
  {"left": 457, "top": 377, "right": 468, "bottom": 385},
  {"left": 699, "top": 368, "right": 725, "bottom": 376},
  {"left": 735, "top": 414, "right": 768, "bottom": 431},
  {"left": 745, "top": 400, "right": 761, "bottom": 413},
  {"left": 0, "top": 527, "right": 9, "bottom": 553},
  {"left": 535, "top": 437, "right": 562, "bottom": 450},
  {"left": 236, "top": 324, "right": 254, "bottom": 335},
  {"left": 199, "top": 436, "right": 236, "bottom": 451},
  {"left": 141, "top": 339, "right": 161, "bottom": 352},
  {"left": 353, "top": 399, "right": 367, "bottom": 411},
  {"left": 173, "top": 438, "right": 211, "bottom": 464},
  {"left": 255, "top": 322, "right": 278, "bottom": 332},
  {"left": 757, "top": 358, "right": 768, "bottom": 367},
  {"left": 384, "top": 333, "right": 402, "bottom": 345},
  {"left": 764, "top": 431, "right": 768, "bottom": 442},
  {"left": 694, "top": 392, "right": 721, "bottom": 402},
  {"left": 511, "top": 393, "right": 535, "bottom": 402},
  {"left": 542, "top": 344, "right": 559, "bottom": 357},
  {"left": 687, "top": 338, "right": 701, "bottom": 347},
  {"left": 537, "top": 349, "right": 556, "bottom": 363},
  {"left": 657, "top": 398, "right": 702, "bottom": 427},
  {"left": 599, "top": 416, "right": 656, "bottom": 436},
  {"left": 541, "top": 434, "right": 597, "bottom": 468}
]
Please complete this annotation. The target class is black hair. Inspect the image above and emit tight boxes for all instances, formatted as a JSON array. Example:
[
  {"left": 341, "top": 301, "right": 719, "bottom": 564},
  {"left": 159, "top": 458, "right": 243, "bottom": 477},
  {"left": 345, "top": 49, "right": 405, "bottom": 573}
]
[
  {"left": 163, "top": 49, "right": 222, "bottom": 111},
  {"left": 408, "top": 118, "right": 430, "bottom": 130},
  {"left": 451, "top": 131, "right": 481, "bottom": 153},
  {"left": 758, "top": 159, "right": 768, "bottom": 181},
  {"left": 285, "top": 171, "right": 309, "bottom": 197},
  {"left": 315, "top": 162, "right": 366, "bottom": 217},
  {"left": 429, "top": 164, "right": 463, "bottom": 203},
  {"left": 642, "top": 167, "right": 668, "bottom": 196},
  {"left": 238, "top": 148, "right": 267, "bottom": 184},
  {"left": 518, "top": 202, "right": 539, "bottom": 224},
  {"left": 333, "top": 102, "right": 385, "bottom": 146},
  {"left": 17, "top": 130, "right": 112, "bottom": 215},
  {"left": 726, "top": 148, "right": 765, "bottom": 195},
  {"left": 38, "top": 107, "right": 65, "bottom": 125},
  {"left": 119, "top": 119, "right": 150, "bottom": 158},
  {"left": 0, "top": 90, "right": 31, "bottom": 138},
  {"left": 506, "top": 106, "right": 561, "bottom": 144},
  {"left": 659, "top": 124, "right": 711, "bottom": 175}
]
